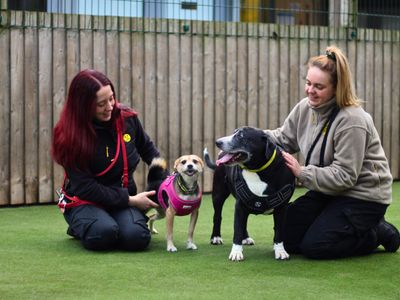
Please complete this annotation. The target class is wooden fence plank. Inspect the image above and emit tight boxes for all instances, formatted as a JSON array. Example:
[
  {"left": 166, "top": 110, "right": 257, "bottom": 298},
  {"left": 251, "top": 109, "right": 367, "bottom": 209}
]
[
  {"left": 237, "top": 35, "right": 248, "bottom": 126},
  {"left": 131, "top": 32, "right": 146, "bottom": 191},
  {"left": 288, "top": 26, "right": 300, "bottom": 113},
  {"left": 226, "top": 34, "right": 238, "bottom": 133},
  {"left": 66, "top": 28, "right": 79, "bottom": 87},
  {"left": 93, "top": 17, "right": 106, "bottom": 73},
  {"left": 373, "top": 30, "right": 383, "bottom": 139},
  {"left": 119, "top": 30, "right": 132, "bottom": 108},
  {"left": 10, "top": 17, "right": 25, "bottom": 205},
  {"left": 181, "top": 34, "right": 193, "bottom": 155},
  {"left": 156, "top": 33, "right": 169, "bottom": 159},
  {"left": 141, "top": 29, "right": 157, "bottom": 188},
  {"left": 268, "top": 24, "right": 279, "bottom": 129},
  {"left": 215, "top": 36, "right": 226, "bottom": 136},
  {"left": 390, "top": 31, "right": 400, "bottom": 179},
  {"left": 356, "top": 31, "right": 366, "bottom": 107},
  {"left": 105, "top": 17, "right": 119, "bottom": 96},
  {"left": 0, "top": 24, "right": 10, "bottom": 205},
  {"left": 278, "top": 25, "right": 290, "bottom": 126},
  {"left": 38, "top": 23, "right": 54, "bottom": 204},
  {"left": 191, "top": 35, "right": 205, "bottom": 161},
  {"left": 168, "top": 33, "right": 181, "bottom": 169},
  {"left": 258, "top": 35, "right": 268, "bottom": 130},
  {"left": 24, "top": 25, "right": 39, "bottom": 204},
  {"left": 52, "top": 28, "right": 67, "bottom": 203},
  {"left": 364, "top": 30, "right": 374, "bottom": 119},
  {"left": 382, "top": 37, "right": 392, "bottom": 165},
  {"left": 202, "top": 35, "right": 215, "bottom": 192},
  {"left": 248, "top": 36, "right": 259, "bottom": 127}
]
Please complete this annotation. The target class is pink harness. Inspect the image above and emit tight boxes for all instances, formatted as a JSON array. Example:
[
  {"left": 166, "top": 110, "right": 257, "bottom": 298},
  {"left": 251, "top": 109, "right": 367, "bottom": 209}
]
[{"left": 157, "top": 174, "right": 202, "bottom": 216}]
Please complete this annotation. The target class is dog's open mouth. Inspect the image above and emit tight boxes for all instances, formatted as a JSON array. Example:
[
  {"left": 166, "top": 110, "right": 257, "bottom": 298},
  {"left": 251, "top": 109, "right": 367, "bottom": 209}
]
[
  {"left": 216, "top": 151, "right": 248, "bottom": 166},
  {"left": 184, "top": 169, "right": 198, "bottom": 176}
]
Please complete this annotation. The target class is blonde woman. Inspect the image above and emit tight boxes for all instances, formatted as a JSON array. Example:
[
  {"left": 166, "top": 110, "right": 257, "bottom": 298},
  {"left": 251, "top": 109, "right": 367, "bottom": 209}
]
[{"left": 265, "top": 46, "right": 399, "bottom": 259}]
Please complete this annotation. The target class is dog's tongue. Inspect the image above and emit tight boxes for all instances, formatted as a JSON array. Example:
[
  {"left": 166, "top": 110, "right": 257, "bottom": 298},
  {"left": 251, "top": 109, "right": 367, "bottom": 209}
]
[{"left": 216, "top": 153, "right": 234, "bottom": 166}]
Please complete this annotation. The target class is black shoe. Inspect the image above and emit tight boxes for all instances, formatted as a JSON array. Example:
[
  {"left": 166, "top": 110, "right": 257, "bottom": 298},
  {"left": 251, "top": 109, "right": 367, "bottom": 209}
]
[{"left": 376, "top": 219, "right": 400, "bottom": 253}]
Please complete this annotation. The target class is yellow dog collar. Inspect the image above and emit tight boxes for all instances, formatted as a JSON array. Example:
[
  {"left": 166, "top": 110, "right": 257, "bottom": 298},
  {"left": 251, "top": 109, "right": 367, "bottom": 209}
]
[{"left": 240, "top": 148, "right": 276, "bottom": 173}]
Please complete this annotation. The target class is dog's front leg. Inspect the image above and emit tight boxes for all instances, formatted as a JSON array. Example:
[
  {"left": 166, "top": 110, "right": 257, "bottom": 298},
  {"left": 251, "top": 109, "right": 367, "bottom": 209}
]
[
  {"left": 272, "top": 206, "right": 290, "bottom": 260},
  {"left": 166, "top": 207, "right": 177, "bottom": 252},
  {"left": 186, "top": 209, "right": 199, "bottom": 250},
  {"left": 229, "top": 201, "right": 249, "bottom": 261}
]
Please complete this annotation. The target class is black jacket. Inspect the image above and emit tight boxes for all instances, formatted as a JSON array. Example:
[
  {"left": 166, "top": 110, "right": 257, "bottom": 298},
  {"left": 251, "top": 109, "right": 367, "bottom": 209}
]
[{"left": 64, "top": 115, "right": 159, "bottom": 208}]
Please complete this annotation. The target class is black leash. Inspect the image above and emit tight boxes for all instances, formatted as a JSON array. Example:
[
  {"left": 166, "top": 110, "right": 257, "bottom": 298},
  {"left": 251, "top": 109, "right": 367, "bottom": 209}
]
[{"left": 305, "top": 106, "right": 340, "bottom": 167}]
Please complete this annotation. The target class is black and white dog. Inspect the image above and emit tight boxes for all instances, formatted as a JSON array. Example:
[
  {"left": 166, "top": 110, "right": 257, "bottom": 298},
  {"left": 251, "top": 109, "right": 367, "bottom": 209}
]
[{"left": 204, "top": 126, "right": 295, "bottom": 261}]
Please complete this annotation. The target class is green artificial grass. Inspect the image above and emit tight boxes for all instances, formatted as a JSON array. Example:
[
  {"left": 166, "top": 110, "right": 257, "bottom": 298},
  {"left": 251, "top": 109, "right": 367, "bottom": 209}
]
[{"left": 1, "top": 184, "right": 400, "bottom": 300}]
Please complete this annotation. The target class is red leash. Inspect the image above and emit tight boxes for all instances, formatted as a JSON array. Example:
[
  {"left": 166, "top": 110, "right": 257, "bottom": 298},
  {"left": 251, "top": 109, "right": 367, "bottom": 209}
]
[{"left": 58, "top": 118, "right": 129, "bottom": 212}]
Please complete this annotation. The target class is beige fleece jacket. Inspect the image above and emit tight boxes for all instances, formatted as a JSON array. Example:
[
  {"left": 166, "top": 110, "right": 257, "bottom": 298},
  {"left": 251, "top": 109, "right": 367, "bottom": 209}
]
[{"left": 266, "top": 97, "right": 392, "bottom": 205}]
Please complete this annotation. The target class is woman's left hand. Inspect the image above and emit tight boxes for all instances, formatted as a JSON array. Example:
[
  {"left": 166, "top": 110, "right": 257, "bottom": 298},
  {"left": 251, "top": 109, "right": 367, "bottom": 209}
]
[{"left": 282, "top": 151, "right": 302, "bottom": 177}]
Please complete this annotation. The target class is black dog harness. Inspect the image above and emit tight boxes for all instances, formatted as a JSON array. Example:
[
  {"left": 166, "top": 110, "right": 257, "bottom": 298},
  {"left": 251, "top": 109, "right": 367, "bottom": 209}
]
[{"left": 229, "top": 149, "right": 295, "bottom": 214}]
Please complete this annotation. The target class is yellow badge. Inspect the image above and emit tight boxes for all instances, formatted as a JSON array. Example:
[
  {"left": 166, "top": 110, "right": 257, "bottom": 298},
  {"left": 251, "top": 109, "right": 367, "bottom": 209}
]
[{"left": 123, "top": 134, "right": 131, "bottom": 142}]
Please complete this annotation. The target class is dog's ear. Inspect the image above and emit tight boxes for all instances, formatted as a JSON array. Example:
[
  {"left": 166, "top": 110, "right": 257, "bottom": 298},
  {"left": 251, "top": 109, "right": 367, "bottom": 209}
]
[
  {"left": 263, "top": 134, "right": 275, "bottom": 158},
  {"left": 173, "top": 157, "right": 181, "bottom": 172},
  {"left": 193, "top": 155, "right": 204, "bottom": 168}
]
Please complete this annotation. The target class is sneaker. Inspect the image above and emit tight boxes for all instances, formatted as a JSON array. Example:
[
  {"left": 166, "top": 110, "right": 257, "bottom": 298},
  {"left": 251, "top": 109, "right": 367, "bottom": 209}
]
[{"left": 376, "top": 219, "right": 400, "bottom": 252}]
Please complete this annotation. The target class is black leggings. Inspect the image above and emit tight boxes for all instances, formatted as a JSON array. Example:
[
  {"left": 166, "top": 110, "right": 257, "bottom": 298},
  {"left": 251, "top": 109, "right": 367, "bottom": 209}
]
[
  {"left": 284, "top": 191, "right": 387, "bottom": 259},
  {"left": 64, "top": 205, "right": 151, "bottom": 251}
]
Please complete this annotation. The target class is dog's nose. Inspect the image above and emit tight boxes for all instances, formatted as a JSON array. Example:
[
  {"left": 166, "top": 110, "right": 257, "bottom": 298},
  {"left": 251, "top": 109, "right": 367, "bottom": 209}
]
[
  {"left": 216, "top": 140, "right": 222, "bottom": 148},
  {"left": 187, "top": 164, "right": 193, "bottom": 169}
]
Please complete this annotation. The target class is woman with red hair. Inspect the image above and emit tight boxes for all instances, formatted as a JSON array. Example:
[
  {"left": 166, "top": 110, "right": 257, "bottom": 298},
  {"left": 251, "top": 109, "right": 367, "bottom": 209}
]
[{"left": 52, "top": 69, "right": 159, "bottom": 251}]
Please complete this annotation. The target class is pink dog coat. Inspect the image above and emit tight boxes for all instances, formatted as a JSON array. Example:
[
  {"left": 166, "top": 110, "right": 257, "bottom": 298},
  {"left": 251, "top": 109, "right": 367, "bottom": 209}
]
[{"left": 157, "top": 174, "right": 202, "bottom": 216}]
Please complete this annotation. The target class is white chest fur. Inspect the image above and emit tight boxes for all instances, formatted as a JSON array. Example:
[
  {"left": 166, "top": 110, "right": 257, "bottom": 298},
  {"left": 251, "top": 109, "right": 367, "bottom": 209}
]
[{"left": 241, "top": 170, "right": 268, "bottom": 197}]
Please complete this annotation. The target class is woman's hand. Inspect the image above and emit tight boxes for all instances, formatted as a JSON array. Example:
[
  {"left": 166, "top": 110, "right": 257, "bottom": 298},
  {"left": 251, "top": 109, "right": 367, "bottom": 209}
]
[
  {"left": 128, "top": 191, "right": 159, "bottom": 211},
  {"left": 282, "top": 151, "right": 302, "bottom": 178}
]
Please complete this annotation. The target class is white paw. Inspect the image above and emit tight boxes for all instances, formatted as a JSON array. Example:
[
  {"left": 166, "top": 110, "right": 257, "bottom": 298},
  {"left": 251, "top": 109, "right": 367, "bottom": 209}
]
[
  {"left": 229, "top": 244, "right": 244, "bottom": 261},
  {"left": 210, "top": 236, "right": 223, "bottom": 245},
  {"left": 186, "top": 241, "right": 198, "bottom": 250},
  {"left": 167, "top": 245, "right": 177, "bottom": 252},
  {"left": 242, "top": 237, "right": 255, "bottom": 245},
  {"left": 273, "top": 242, "right": 290, "bottom": 260},
  {"left": 150, "top": 227, "right": 159, "bottom": 234}
]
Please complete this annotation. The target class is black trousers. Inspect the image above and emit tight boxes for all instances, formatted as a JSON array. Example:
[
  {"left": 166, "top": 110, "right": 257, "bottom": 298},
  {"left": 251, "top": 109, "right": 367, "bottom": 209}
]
[
  {"left": 284, "top": 191, "right": 387, "bottom": 259},
  {"left": 64, "top": 204, "right": 151, "bottom": 251}
]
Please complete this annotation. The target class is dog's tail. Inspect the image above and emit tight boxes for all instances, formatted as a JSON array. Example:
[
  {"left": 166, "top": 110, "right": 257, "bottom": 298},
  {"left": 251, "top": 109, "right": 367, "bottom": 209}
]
[
  {"left": 203, "top": 148, "right": 217, "bottom": 170},
  {"left": 146, "top": 157, "right": 169, "bottom": 193}
]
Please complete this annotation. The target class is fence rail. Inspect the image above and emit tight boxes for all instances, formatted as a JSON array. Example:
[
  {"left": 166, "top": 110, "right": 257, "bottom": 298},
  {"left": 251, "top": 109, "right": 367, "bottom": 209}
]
[{"left": 0, "top": 10, "right": 399, "bottom": 206}]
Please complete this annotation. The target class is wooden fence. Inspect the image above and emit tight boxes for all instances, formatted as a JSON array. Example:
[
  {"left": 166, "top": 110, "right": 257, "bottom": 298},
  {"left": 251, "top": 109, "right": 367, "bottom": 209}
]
[{"left": 0, "top": 10, "right": 399, "bottom": 206}]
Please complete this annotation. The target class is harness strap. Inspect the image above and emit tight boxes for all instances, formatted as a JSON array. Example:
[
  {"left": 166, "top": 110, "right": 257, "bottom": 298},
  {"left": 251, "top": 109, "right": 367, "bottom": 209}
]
[{"left": 233, "top": 167, "right": 294, "bottom": 214}]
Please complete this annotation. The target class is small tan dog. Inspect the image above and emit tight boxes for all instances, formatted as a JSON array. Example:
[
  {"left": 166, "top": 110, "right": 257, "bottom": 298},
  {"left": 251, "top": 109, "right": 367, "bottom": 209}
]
[{"left": 146, "top": 155, "right": 204, "bottom": 252}]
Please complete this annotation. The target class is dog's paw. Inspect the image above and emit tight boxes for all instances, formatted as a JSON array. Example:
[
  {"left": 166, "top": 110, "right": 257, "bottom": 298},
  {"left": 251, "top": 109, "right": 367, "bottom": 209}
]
[
  {"left": 186, "top": 241, "right": 198, "bottom": 250},
  {"left": 242, "top": 237, "right": 255, "bottom": 245},
  {"left": 210, "top": 236, "right": 224, "bottom": 245},
  {"left": 228, "top": 244, "right": 244, "bottom": 261},
  {"left": 167, "top": 245, "right": 178, "bottom": 252},
  {"left": 150, "top": 227, "right": 159, "bottom": 234},
  {"left": 273, "top": 242, "right": 290, "bottom": 260}
]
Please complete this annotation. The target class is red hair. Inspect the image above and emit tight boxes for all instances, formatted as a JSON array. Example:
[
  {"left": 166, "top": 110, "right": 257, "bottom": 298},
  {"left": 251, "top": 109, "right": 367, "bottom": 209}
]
[{"left": 52, "top": 69, "right": 136, "bottom": 171}]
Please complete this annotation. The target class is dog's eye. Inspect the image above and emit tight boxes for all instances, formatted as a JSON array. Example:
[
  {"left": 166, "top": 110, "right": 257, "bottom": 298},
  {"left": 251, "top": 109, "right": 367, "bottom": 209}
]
[
  {"left": 181, "top": 160, "right": 187, "bottom": 165},
  {"left": 192, "top": 159, "right": 198, "bottom": 164}
]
